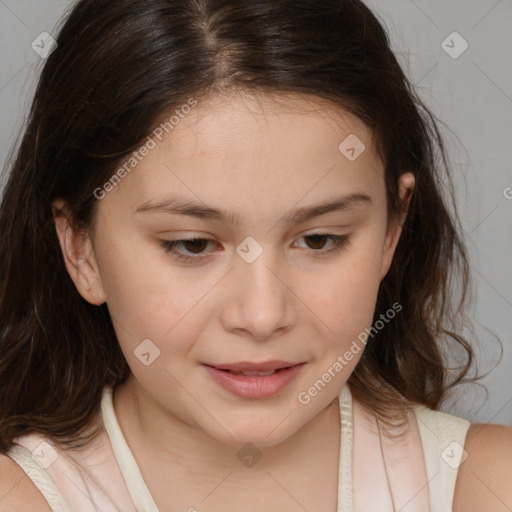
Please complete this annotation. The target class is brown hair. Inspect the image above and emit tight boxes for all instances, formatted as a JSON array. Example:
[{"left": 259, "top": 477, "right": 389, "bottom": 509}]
[{"left": 0, "top": 0, "right": 480, "bottom": 452}]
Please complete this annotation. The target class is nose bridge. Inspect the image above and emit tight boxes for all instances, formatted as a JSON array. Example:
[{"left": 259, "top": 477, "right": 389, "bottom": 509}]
[{"left": 224, "top": 235, "right": 294, "bottom": 338}]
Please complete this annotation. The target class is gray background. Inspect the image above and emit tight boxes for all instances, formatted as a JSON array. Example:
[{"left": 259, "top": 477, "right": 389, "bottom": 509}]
[{"left": 1, "top": 0, "right": 511, "bottom": 425}]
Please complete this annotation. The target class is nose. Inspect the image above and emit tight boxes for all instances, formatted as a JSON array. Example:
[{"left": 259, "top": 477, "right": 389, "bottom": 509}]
[{"left": 220, "top": 246, "right": 296, "bottom": 341}]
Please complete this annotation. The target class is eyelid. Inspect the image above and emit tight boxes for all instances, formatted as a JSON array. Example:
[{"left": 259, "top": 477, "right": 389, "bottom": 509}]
[{"left": 159, "top": 231, "right": 351, "bottom": 264}]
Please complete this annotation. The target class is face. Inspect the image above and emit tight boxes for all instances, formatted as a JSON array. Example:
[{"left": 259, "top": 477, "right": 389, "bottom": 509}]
[{"left": 54, "top": 91, "right": 413, "bottom": 448}]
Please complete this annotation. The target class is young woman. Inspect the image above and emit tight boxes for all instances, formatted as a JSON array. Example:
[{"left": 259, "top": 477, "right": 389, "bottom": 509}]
[{"left": 0, "top": 0, "right": 511, "bottom": 510}]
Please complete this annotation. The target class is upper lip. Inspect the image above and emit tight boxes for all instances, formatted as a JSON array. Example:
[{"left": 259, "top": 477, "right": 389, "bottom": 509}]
[{"left": 204, "top": 360, "right": 301, "bottom": 372}]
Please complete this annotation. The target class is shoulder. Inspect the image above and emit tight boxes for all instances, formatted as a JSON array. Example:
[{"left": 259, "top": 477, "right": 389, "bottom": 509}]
[
  {"left": 453, "top": 422, "right": 512, "bottom": 512},
  {"left": 0, "top": 453, "right": 52, "bottom": 511}
]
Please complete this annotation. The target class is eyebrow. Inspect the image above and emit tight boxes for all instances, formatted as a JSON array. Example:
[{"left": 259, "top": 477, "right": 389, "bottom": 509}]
[{"left": 134, "top": 192, "right": 372, "bottom": 226}]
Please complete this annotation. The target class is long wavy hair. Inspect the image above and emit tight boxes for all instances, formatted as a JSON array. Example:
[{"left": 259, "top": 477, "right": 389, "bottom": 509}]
[{"left": 0, "top": 0, "right": 479, "bottom": 452}]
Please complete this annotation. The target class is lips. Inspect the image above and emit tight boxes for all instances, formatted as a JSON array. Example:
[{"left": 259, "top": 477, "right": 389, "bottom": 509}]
[
  {"left": 202, "top": 361, "right": 305, "bottom": 399},
  {"left": 228, "top": 369, "right": 279, "bottom": 376},
  {"left": 206, "top": 360, "right": 298, "bottom": 373}
]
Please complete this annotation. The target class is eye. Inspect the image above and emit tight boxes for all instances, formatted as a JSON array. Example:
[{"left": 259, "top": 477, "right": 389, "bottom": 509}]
[
  {"left": 160, "top": 238, "right": 216, "bottom": 263},
  {"left": 295, "top": 234, "right": 350, "bottom": 255},
  {"left": 159, "top": 233, "right": 351, "bottom": 264}
]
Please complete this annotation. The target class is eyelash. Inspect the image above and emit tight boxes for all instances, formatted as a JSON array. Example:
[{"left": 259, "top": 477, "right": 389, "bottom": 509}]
[{"left": 159, "top": 233, "right": 350, "bottom": 264}]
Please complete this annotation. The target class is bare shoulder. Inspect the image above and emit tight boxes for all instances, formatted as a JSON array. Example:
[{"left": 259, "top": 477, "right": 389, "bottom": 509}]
[
  {"left": 453, "top": 422, "right": 512, "bottom": 512},
  {"left": 0, "top": 453, "right": 52, "bottom": 511}
]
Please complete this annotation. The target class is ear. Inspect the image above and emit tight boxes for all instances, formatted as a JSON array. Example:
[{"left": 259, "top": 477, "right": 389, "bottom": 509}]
[
  {"left": 379, "top": 172, "right": 415, "bottom": 281},
  {"left": 52, "top": 199, "right": 107, "bottom": 305}
]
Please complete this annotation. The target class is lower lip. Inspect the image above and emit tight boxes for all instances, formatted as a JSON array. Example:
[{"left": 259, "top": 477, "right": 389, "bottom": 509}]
[{"left": 203, "top": 364, "right": 305, "bottom": 399}]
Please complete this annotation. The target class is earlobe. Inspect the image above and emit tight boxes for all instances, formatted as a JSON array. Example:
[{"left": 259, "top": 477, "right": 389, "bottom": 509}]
[
  {"left": 52, "top": 199, "right": 106, "bottom": 305},
  {"left": 379, "top": 172, "right": 415, "bottom": 281}
]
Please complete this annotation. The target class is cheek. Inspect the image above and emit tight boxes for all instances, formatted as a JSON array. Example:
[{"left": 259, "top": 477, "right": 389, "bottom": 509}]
[
  {"left": 317, "top": 235, "right": 383, "bottom": 307},
  {"left": 94, "top": 234, "right": 209, "bottom": 358},
  {"left": 305, "top": 234, "right": 384, "bottom": 352},
  {"left": 101, "top": 266, "right": 206, "bottom": 393},
  {"left": 104, "top": 268, "right": 209, "bottom": 351}
]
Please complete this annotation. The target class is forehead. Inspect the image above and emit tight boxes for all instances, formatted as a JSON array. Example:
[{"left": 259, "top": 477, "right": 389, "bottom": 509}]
[
  {"left": 158, "top": 91, "right": 375, "bottom": 158},
  {"left": 100, "top": 91, "right": 384, "bottom": 220}
]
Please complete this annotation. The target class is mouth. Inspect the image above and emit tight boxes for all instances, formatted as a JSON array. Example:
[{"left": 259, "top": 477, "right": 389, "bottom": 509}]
[
  {"left": 202, "top": 361, "right": 305, "bottom": 399},
  {"left": 205, "top": 360, "right": 300, "bottom": 373},
  {"left": 217, "top": 368, "right": 286, "bottom": 376}
]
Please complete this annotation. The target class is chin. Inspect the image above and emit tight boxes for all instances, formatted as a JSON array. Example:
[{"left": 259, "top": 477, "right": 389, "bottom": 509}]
[{"left": 202, "top": 410, "right": 303, "bottom": 449}]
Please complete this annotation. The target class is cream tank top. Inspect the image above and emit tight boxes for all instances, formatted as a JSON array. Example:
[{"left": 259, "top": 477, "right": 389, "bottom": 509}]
[{"left": 6, "top": 384, "right": 470, "bottom": 512}]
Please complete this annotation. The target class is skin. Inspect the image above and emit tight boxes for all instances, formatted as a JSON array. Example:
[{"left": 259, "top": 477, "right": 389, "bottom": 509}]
[
  {"left": 453, "top": 424, "right": 512, "bottom": 511},
  {"left": 50, "top": 89, "right": 474, "bottom": 510}
]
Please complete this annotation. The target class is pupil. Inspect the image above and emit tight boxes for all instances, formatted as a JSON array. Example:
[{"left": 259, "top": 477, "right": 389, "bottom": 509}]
[
  {"left": 307, "top": 234, "right": 327, "bottom": 250},
  {"left": 185, "top": 239, "right": 207, "bottom": 253}
]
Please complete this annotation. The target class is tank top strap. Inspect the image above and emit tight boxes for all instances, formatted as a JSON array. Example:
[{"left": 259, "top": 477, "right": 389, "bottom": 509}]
[
  {"left": 351, "top": 389, "right": 431, "bottom": 511},
  {"left": 100, "top": 386, "right": 160, "bottom": 511},
  {"left": 412, "top": 404, "right": 471, "bottom": 512},
  {"left": 337, "top": 383, "right": 354, "bottom": 511},
  {"left": 6, "top": 443, "right": 71, "bottom": 512},
  {"left": 6, "top": 397, "right": 137, "bottom": 511}
]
